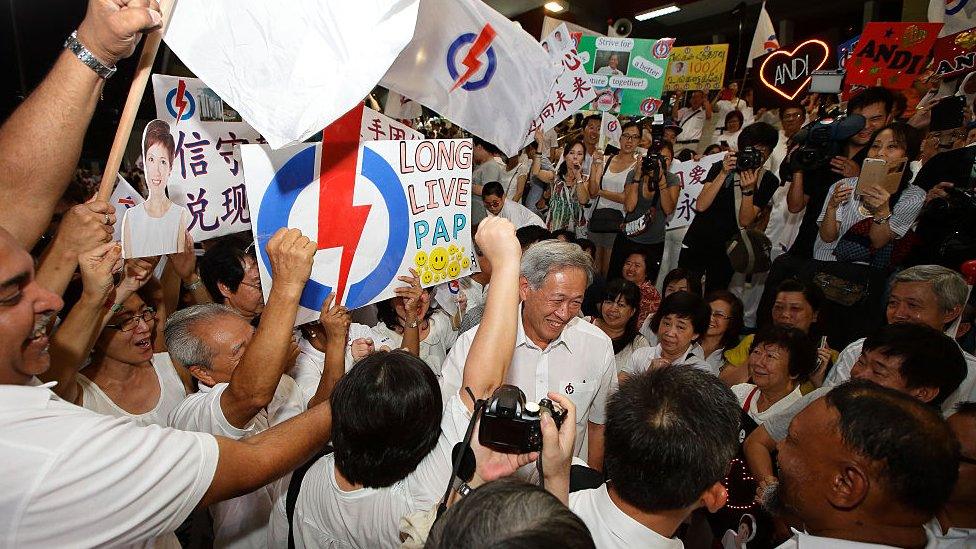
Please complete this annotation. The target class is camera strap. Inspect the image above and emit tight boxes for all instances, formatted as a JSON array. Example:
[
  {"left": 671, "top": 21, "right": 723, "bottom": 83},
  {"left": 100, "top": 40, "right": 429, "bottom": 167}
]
[
  {"left": 436, "top": 387, "right": 485, "bottom": 520},
  {"left": 732, "top": 172, "right": 757, "bottom": 275}
]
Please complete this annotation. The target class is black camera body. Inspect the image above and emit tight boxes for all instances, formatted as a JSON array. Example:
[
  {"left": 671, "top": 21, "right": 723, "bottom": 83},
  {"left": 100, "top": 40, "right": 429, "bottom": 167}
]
[
  {"left": 791, "top": 113, "right": 866, "bottom": 172},
  {"left": 642, "top": 152, "right": 666, "bottom": 182},
  {"left": 479, "top": 385, "right": 567, "bottom": 454},
  {"left": 736, "top": 146, "right": 764, "bottom": 171}
]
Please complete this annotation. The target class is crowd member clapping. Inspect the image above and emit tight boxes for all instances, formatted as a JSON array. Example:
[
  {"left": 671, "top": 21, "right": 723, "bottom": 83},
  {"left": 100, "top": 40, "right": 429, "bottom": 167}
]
[
  {"left": 624, "top": 291, "right": 711, "bottom": 377},
  {"left": 587, "top": 279, "right": 650, "bottom": 375}
]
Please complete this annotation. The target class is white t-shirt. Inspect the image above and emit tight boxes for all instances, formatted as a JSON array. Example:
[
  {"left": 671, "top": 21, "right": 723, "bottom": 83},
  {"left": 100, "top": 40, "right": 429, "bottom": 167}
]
[
  {"left": 569, "top": 484, "right": 684, "bottom": 549},
  {"left": 732, "top": 383, "right": 805, "bottom": 424},
  {"left": 440, "top": 308, "right": 617, "bottom": 459},
  {"left": 267, "top": 394, "right": 471, "bottom": 549},
  {"left": 583, "top": 317, "right": 650, "bottom": 374},
  {"left": 168, "top": 378, "right": 306, "bottom": 549},
  {"left": 676, "top": 107, "right": 706, "bottom": 142},
  {"left": 823, "top": 337, "right": 976, "bottom": 417},
  {"left": 371, "top": 311, "right": 459, "bottom": 376},
  {"left": 77, "top": 352, "right": 187, "bottom": 427},
  {"left": 775, "top": 529, "right": 903, "bottom": 548},
  {"left": 1, "top": 381, "right": 217, "bottom": 548},
  {"left": 626, "top": 343, "right": 711, "bottom": 376},
  {"left": 494, "top": 199, "right": 546, "bottom": 229},
  {"left": 596, "top": 160, "right": 637, "bottom": 214},
  {"left": 501, "top": 156, "right": 530, "bottom": 199},
  {"left": 715, "top": 99, "right": 754, "bottom": 128},
  {"left": 290, "top": 325, "right": 393, "bottom": 404},
  {"left": 924, "top": 517, "right": 976, "bottom": 548}
]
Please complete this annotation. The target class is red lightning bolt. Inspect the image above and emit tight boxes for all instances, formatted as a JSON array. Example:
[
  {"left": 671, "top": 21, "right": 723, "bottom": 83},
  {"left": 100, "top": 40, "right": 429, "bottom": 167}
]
[
  {"left": 451, "top": 24, "right": 497, "bottom": 91},
  {"left": 175, "top": 79, "right": 188, "bottom": 123},
  {"left": 317, "top": 103, "right": 371, "bottom": 306}
]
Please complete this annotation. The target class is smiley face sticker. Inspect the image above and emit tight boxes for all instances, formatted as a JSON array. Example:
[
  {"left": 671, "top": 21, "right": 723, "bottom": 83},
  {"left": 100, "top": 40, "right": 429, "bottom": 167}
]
[
  {"left": 447, "top": 260, "right": 461, "bottom": 278},
  {"left": 414, "top": 250, "right": 428, "bottom": 269},
  {"left": 429, "top": 247, "right": 448, "bottom": 272}
]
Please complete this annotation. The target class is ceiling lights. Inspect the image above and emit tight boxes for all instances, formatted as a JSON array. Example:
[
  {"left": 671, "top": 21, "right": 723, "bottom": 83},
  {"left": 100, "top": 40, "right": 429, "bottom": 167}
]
[
  {"left": 635, "top": 4, "right": 681, "bottom": 21},
  {"left": 544, "top": 1, "right": 566, "bottom": 13}
]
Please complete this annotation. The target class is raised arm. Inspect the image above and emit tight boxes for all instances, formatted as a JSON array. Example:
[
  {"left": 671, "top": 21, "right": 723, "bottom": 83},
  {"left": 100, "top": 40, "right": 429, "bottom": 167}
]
[
  {"left": 459, "top": 217, "right": 522, "bottom": 411},
  {"left": 696, "top": 153, "right": 735, "bottom": 212},
  {"left": 308, "top": 293, "right": 349, "bottom": 409},
  {"left": 0, "top": 0, "right": 162, "bottom": 248},
  {"left": 168, "top": 232, "right": 212, "bottom": 306},
  {"left": 220, "top": 228, "right": 315, "bottom": 429},
  {"left": 786, "top": 170, "right": 809, "bottom": 213},
  {"left": 35, "top": 200, "right": 115, "bottom": 296}
]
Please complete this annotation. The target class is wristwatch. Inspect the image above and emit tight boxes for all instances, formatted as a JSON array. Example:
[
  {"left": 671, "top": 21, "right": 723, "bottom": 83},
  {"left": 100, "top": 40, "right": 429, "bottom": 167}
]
[
  {"left": 64, "top": 31, "right": 116, "bottom": 80},
  {"left": 183, "top": 276, "right": 203, "bottom": 291},
  {"left": 741, "top": 189, "right": 755, "bottom": 197},
  {"left": 872, "top": 212, "right": 892, "bottom": 225}
]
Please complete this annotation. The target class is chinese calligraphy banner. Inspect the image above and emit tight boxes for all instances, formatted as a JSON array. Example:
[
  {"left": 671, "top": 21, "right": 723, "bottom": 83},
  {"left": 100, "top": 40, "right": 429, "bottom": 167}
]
[
  {"left": 522, "top": 24, "right": 597, "bottom": 148},
  {"left": 361, "top": 106, "right": 424, "bottom": 142},
  {"left": 152, "top": 75, "right": 263, "bottom": 241},
  {"left": 844, "top": 22, "right": 942, "bottom": 90},
  {"left": 663, "top": 44, "right": 729, "bottom": 92},
  {"left": 242, "top": 139, "right": 474, "bottom": 324},
  {"left": 666, "top": 152, "right": 725, "bottom": 230},
  {"left": 932, "top": 27, "right": 976, "bottom": 79},
  {"left": 576, "top": 35, "right": 673, "bottom": 116}
]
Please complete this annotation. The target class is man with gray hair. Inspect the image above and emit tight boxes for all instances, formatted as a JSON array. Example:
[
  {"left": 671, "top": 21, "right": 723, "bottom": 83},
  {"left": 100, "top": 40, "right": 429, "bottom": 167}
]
[
  {"left": 440, "top": 239, "right": 616, "bottom": 469},
  {"left": 824, "top": 264, "right": 975, "bottom": 414},
  {"left": 166, "top": 228, "right": 347, "bottom": 548}
]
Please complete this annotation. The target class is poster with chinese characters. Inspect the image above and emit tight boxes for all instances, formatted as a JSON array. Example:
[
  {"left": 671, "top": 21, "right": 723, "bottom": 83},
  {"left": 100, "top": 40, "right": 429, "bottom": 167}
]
[
  {"left": 663, "top": 44, "right": 729, "bottom": 92},
  {"left": 576, "top": 35, "right": 673, "bottom": 116},
  {"left": 522, "top": 24, "right": 597, "bottom": 148},
  {"left": 152, "top": 74, "right": 264, "bottom": 241},
  {"left": 242, "top": 138, "right": 474, "bottom": 324},
  {"left": 360, "top": 106, "right": 424, "bottom": 142},
  {"left": 666, "top": 152, "right": 725, "bottom": 230}
]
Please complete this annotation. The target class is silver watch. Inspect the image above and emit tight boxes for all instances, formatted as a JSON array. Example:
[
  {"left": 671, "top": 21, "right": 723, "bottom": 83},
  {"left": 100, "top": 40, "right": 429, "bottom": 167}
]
[{"left": 64, "top": 31, "right": 116, "bottom": 80}]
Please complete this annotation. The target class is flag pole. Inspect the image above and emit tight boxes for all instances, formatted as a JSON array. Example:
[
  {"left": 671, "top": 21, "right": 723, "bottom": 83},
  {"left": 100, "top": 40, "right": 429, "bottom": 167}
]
[{"left": 96, "top": 0, "right": 179, "bottom": 202}]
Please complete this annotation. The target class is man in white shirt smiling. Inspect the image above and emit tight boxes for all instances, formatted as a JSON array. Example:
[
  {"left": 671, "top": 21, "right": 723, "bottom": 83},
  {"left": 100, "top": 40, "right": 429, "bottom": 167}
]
[
  {"left": 482, "top": 181, "right": 546, "bottom": 230},
  {"left": 441, "top": 239, "right": 616, "bottom": 469},
  {"left": 765, "top": 380, "right": 958, "bottom": 549},
  {"left": 569, "top": 365, "right": 740, "bottom": 549}
]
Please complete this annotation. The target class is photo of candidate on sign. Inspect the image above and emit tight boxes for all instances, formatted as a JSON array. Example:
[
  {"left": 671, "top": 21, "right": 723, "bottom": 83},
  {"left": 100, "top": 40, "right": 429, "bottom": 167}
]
[
  {"left": 577, "top": 35, "right": 673, "bottom": 116},
  {"left": 121, "top": 119, "right": 190, "bottom": 259},
  {"left": 242, "top": 138, "right": 474, "bottom": 326}
]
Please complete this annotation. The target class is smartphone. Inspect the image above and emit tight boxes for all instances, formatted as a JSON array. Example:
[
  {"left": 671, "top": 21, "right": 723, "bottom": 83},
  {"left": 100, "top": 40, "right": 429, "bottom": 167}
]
[
  {"left": 818, "top": 336, "right": 829, "bottom": 368},
  {"left": 857, "top": 157, "right": 907, "bottom": 196},
  {"left": 810, "top": 70, "right": 844, "bottom": 94}
]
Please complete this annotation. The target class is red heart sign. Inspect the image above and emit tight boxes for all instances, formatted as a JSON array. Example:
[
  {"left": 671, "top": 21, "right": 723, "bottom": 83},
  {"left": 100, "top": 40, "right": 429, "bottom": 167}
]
[{"left": 759, "top": 40, "right": 830, "bottom": 101}]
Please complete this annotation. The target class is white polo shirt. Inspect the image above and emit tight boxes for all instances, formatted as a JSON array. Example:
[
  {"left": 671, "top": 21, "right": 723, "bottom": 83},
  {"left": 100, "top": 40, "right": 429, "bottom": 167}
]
[
  {"left": 493, "top": 199, "right": 546, "bottom": 230},
  {"left": 823, "top": 337, "right": 976, "bottom": 417},
  {"left": 267, "top": 394, "right": 471, "bottom": 548},
  {"left": 290, "top": 324, "right": 393, "bottom": 404},
  {"left": 569, "top": 484, "right": 684, "bottom": 549},
  {"left": 1, "top": 381, "right": 217, "bottom": 548},
  {"left": 168, "top": 377, "right": 305, "bottom": 549},
  {"left": 625, "top": 343, "right": 711, "bottom": 376},
  {"left": 440, "top": 307, "right": 617, "bottom": 458},
  {"left": 924, "top": 517, "right": 976, "bottom": 548},
  {"left": 775, "top": 529, "right": 905, "bottom": 548}
]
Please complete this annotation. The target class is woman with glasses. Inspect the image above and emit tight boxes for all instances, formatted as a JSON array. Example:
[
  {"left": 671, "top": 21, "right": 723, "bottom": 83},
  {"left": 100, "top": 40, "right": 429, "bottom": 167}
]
[
  {"left": 623, "top": 291, "right": 711, "bottom": 378},
  {"left": 587, "top": 121, "right": 643, "bottom": 275},
  {"left": 41, "top": 246, "right": 193, "bottom": 427},
  {"left": 701, "top": 291, "right": 744, "bottom": 376},
  {"left": 586, "top": 279, "right": 650, "bottom": 376}
]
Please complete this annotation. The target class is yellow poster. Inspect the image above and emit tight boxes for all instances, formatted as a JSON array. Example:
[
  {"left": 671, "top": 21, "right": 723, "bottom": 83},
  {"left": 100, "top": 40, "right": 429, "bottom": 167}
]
[{"left": 664, "top": 44, "right": 729, "bottom": 91}]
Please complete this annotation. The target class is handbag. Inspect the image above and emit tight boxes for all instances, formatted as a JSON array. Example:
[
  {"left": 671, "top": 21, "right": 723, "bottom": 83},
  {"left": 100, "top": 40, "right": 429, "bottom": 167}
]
[
  {"left": 726, "top": 171, "right": 772, "bottom": 274},
  {"left": 589, "top": 156, "right": 625, "bottom": 233},
  {"left": 813, "top": 271, "right": 868, "bottom": 306}
]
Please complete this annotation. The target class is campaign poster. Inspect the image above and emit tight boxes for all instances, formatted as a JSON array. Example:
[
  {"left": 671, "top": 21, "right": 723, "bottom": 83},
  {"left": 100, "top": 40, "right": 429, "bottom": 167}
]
[
  {"left": 152, "top": 74, "right": 264, "bottom": 242},
  {"left": 666, "top": 152, "right": 725, "bottom": 230},
  {"left": 753, "top": 40, "right": 830, "bottom": 108},
  {"left": 664, "top": 44, "right": 729, "bottom": 92},
  {"left": 242, "top": 139, "right": 474, "bottom": 325},
  {"left": 932, "top": 27, "right": 976, "bottom": 79},
  {"left": 844, "top": 22, "right": 943, "bottom": 89},
  {"left": 361, "top": 106, "right": 424, "bottom": 141},
  {"left": 576, "top": 35, "right": 673, "bottom": 116}
]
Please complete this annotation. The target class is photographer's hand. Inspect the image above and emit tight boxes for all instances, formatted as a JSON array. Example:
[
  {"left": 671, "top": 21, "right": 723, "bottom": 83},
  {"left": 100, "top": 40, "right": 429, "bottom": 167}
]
[
  {"left": 830, "top": 156, "right": 860, "bottom": 178},
  {"left": 541, "top": 392, "right": 576, "bottom": 505}
]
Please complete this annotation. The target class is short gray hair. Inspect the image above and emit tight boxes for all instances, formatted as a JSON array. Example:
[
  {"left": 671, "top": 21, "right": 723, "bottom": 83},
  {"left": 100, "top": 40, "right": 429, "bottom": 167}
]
[
  {"left": 892, "top": 265, "right": 969, "bottom": 313},
  {"left": 520, "top": 239, "right": 594, "bottom": 289},
  {"left": 164, "top": 303, "right": 241, "bottom": 369}
]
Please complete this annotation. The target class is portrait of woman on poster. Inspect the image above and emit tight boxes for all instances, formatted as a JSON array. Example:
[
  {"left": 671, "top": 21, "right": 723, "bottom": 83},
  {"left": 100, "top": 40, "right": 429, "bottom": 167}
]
[{"left": 122, "top": 119, "right": 190, "bottom": 258}]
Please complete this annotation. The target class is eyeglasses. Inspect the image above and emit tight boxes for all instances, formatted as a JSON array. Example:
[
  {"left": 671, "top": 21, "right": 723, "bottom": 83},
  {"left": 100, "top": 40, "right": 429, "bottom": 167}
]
[
  {"left": 106, "top": 307, "right": 157, "bottom": 332},
  {"left": 238, "top": 280, "right": 261, "bottom": 291},
  {"left": 621, "top": 133, "right": 641, "bottom": 140},
  {"left": 711, "top": 311, "right": 731, "bottom": 320},
  {"left": 781, "top": 112, "right": 804, "bottom": 120}
]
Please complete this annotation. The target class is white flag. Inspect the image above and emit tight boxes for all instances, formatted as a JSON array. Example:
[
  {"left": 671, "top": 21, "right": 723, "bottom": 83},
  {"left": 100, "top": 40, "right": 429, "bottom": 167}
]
[
  {"left": 381, "top": 0, "right": 560, "bottom": 157},
  {"left": 929, "top": 0, "right": 976, "bottom": 36},
  {"left": 110, "top": 176, "right": 144, "bottom": 242},
  {"left": 163, "top": 1, "right": 420, "bottom": 149},
  {"left": 747, "top": 2, "right": 779, "bottom": 68},
  {"left": 384, "top": 90, "right": 424, "bottom": 119},
  {"left": 601, "top": 112, "right": 622, "bottom": 150}
]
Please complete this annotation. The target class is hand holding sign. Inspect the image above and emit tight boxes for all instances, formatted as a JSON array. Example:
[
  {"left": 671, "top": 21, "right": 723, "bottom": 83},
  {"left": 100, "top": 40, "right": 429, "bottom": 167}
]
[
  {"left": 267, "top": 228, "right": 317, "bottom": 296},
  {"left": 77, "top": 0, "right": 164, "bottom": 68},
  {"left": 318, "top": 293, "right": 351, "bottom": 343},
  {"left": 59, "top": 200, "right": 116, "bottom": 255}
]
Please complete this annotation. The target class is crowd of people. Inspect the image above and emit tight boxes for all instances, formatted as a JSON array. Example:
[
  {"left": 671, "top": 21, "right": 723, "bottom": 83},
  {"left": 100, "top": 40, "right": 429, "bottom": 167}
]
[{"left": 1, "top": 2, "right": 975, "bottom": 549}]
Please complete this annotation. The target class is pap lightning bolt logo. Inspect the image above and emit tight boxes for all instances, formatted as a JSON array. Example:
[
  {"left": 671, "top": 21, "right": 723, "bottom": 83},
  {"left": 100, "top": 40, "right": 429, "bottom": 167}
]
[
  {"left": 448, "top": 24, "right": 498, "bottom": 92},
  {"left": 175, "top": 79, "right": 189, "bottom": 122},
  {"left": 316, "top": 104, "right": 371, "bottom": 305}
]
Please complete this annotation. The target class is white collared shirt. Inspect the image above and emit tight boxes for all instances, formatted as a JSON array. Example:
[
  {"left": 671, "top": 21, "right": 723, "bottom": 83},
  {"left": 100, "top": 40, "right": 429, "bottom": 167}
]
[
  {"left": 372, "top": 311, "right": 459, "bottom": 376},
  {"left": 775, "top": 528, "right": 907, "bottom": 548},
  {"left": 824, "top": 337, "right": 976, "bottom": 417},
  {"left": 569, "top": 484, "right": 684, "bottom": 549},
  {"left": 493, "top": 199, "right": 546, "bottom": 229},
  {"left": 1, "top": 381, "right": 217, "bottom": 548},
  {"left": 290, "top": 324, "right": 393, "bottom": 404},
  {"left": 440, "top": 306, "right": 617, "bottom": 458},
  {"left": 924, "top": 517, "right": 976, "bottom": 548},
  {"left": 732, "top": 383, "right": 805, "bottom": 424},
  {"left": 168, "top": 377, "right": 305, "bottom": 549},
  {"left": 625, "top": 343, "right": 711, "bottom": 376}
]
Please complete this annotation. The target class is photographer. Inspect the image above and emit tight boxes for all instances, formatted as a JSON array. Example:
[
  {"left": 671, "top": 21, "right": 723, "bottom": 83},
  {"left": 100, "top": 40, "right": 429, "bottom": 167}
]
[
  {"left": 678, "top": 122, "right": 780, "bottom": 292},
  {"left": 607, "top": 140, "right": 680, "bottom": 283}
]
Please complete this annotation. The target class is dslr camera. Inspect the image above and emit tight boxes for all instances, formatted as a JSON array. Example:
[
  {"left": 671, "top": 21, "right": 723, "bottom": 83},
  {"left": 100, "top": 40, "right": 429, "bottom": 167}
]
[
  {"left": 641, "top": 120, "right": 667, "bottom": 182},
  {"left": 735, "top": 146, "right": 764, "bottom": 171},
  {"left": 790, "top": 111, "right": 866, "bottom": 171},
  {"left": 479, "top": 385, "right": 567, "bottom": 453}
]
